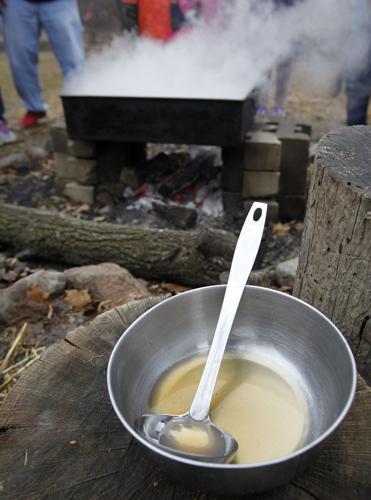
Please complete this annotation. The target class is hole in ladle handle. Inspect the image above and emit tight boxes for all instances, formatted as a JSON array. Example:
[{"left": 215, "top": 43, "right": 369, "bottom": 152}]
[{"left": 253, "top": 207, "right": 263, "bottom": 221}]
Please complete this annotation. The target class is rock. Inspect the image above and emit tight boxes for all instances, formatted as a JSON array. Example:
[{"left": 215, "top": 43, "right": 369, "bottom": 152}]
[
  {"left": 0, "top": 153, "right": 28, "bottom": 170},
  {"left": 68, "top": 140, "right": 96, "bottom": 159},
  {"left": 64, "top": 183, "right": 95, "bottom": 205},
  {"left": 219, "top": 267, "right": 276, "bottom": 288},
  {"left": 248, "top": 267, "right": 276, "bottom": 287},
  {"left": 25, "top": 145, "right": 48, "bottom": 162},
  {"left": 276, "top": 257, "right": 299, "bottom": 288},
  {"left": 0, "top": 270, "right": 66, "bottom": 323},
  {"left": 64, "top": 263, "right": 150, "bottom": 306}
]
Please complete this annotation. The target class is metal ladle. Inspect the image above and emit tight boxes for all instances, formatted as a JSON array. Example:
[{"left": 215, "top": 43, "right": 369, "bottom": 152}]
[{"left": 135, "top": 202, "right": 267, "bottom": 463}]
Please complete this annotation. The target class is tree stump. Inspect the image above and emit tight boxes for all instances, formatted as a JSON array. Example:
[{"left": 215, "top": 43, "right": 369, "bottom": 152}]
[
  {"left": 293, "top": 126, "right": 371, "bottom": 382},
  {"left": 0, "top": 297, "right": 370, "bottom": 499}
]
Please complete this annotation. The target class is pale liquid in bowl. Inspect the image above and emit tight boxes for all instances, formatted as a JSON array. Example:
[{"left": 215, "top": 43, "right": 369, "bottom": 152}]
[{"left": 149, "top": 355, "right": 308, "bottom": 464}]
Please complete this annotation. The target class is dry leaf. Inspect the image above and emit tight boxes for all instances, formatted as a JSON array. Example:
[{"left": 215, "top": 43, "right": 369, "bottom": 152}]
[
  {"left": 97, "top": 300, "right": 112, "bottom": 313},
  {"left": 294, "top": 222, "right": 305, "bottom": 231},
  {"left": 65, "top": 289, "right": 92, "bottom": 310},
  {"left": 68, "top": 440, "right": 78, "bottom": 446},
  {"left": 161, "top": 282, "right": 190, "bottom": 294},
  {"left": 273, "top": 223, "right": 290, "bottom": 237},
  {"left": 26, "top": 285, "right": 50, "bottom": 303}
]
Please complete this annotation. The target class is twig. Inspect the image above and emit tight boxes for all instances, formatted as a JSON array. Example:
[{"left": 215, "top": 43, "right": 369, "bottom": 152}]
[
  {"left": 0, "top": 323, "right": 27, "bottom": 371},
  {"left": 47, "top": 303, "right": 53, "bottom": 320},
  {"left": 0, "top": 355, "right": 39, "bottom": 392},
  {"left": 0, "top": 355, "right": 33, "bottom": 376}
]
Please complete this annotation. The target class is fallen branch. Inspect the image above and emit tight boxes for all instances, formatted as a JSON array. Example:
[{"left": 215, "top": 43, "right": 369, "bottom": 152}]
[{"left": 0, "top": 204, "right": 237, "bottom": 287}]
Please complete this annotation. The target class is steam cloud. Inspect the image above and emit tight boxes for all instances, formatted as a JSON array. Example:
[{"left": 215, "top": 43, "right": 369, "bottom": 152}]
[{"left": 64, "top": 0, "right": 367, "bottom": 100}]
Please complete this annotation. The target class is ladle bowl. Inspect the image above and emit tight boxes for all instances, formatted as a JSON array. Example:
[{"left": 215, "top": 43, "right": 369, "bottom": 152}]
[{"left": 107, "top": 285, "right": 356, "bottom": 495}]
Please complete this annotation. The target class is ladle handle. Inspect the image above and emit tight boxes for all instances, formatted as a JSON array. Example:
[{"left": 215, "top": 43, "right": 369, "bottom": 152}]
[{"left": 189, "top": 202, "right": 267, "bottom": 422}]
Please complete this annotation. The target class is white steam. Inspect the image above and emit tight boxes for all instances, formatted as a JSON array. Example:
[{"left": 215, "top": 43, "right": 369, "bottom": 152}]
[{"left": 64, "top": 0, "right": 367, "bottom": 100}]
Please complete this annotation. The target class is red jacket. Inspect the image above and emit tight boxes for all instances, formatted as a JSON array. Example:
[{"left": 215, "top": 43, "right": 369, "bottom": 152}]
[{"left": 121, "top": 0, "right": 173, "bottom": 40}]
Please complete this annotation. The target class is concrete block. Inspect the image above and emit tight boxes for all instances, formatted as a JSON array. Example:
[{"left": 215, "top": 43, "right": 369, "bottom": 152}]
[
  {"left": 259, "top": 120, "right": 310, "bottom": 194},
  {"left": 64, "top": 183, "right": 95, "bottom": 205},
  {"left": 278, "top": 194, "right": 307, "bottom": 220},
  {"left": 97, "top": 142, "right": 130, "bottom": 183},
  {"left": 50, "top": 121, "right": 68, "bottom": 154},
  {"left": 243, "top": 171, "right": 280, "bottom": 198},
  {"left": 55, "top": 153, "right": 98, "bottom": 184},
  {"left": 222, "top": 146, "right": 245, "bottom": 192},
  {"left": 276, "top": 122, "right": 310, "bottom": 196},
  {"left": 68, "top": 140, "right": 96, "bottom": 159},
  {"left": 222, "top": 191, "right": 243, "bottom": 212},
  {"left": 279, "top": 135, "right": 310, "bottom": 195},
  {"left": 244, "top": 131, "right": 281, "bottom": 172},
  {"left": 243, "top": 199, "right": 279, "bottom": 222}
]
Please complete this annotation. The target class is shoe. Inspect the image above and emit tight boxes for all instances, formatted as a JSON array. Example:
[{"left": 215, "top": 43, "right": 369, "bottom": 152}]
[
  {"left": 256, "top": 106, "right": 268, "bottom": 117},
  {"left": 20, "top": 110, "right": 46, "bottom": 128},
  {"left": 271, "top": 106, "right": 286, "bottom": 117},
  {"left": 0, "top": 120, "right": 16, "bottom": 145}
]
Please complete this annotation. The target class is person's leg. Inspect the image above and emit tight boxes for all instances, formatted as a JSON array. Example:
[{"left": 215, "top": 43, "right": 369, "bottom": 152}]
[
  {"left": 0, "top": 90, "right": 5, "bottom": 121},
  {"left": 3, "top": 0, "right": 46, "bottom": 112},
  {"left": 257, "top": 71, "right": 272, "bottom": 116},
  {"left": 273, "top": 58, "right": 293, "bottom": 114},
  {"left": 40, "top": 0, "right": 85, "bottom": 80},
  {"left": 346, "top": 81, "right": 369, "bottom": 125},
  {"left": 346, "top": 60, "right": 371, "bottom": 126},
  {"left": 0, "top": 87, "right": 17, "bottom": 144}
]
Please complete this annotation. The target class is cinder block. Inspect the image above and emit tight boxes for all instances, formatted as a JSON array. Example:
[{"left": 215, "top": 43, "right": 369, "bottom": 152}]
[
  {"left": 278, "top": 194, "right": 307, "bottom": 220},
  {"left": 64, "top": 183, "right": 95, "bottom": 205},
  {"left": 243, "top": 171, "right": 280, "bottom": 198},
  {"left": 50, "top": 121, "right": 68, "bottom": 154},
  {"left": 222, "top": 146, "right": 245, "bottom": 192},
  {"left": 277, "top": 123, "right": 310, "bottom": 196},
  {"left": 222, "top": 191, "right": 243, "bottom": 211},
  {"left": 279, "top": 134, "right": 310, "bottom": 195},
  {"left": 68, "top": 140, "right": 96, "bottom": 159},
  {"left": 243, "top": 199, "right": 279, "bottom": 222},
  {"left": 97, "top": 142, "right": 131, "bottom": 183},
  {"left": 244, "top": 131, "right": 281, "bottom": 172},
  {"left": 260, "top": 120, "right": 310, "bottom": 195},
  {"left": 55, "top": 153, "right": 98, "bottom": 184}
]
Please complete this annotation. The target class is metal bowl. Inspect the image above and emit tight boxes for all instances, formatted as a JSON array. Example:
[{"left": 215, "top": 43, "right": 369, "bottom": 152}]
[{"left": 107, "top": 286, "right": 356, "bottom": 495}]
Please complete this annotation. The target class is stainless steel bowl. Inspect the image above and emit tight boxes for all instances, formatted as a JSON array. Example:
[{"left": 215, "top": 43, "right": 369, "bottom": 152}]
[{"left": 107, "top": 286, "right": 356, "bottom": 495}]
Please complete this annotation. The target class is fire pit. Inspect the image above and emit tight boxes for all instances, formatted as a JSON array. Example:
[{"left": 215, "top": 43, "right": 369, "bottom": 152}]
[
  {"left": 60, "top": 93, "right": 256, "bottom": 211},
  {"left": 61, "top": 94, "right": 256, "bottom": 146}
]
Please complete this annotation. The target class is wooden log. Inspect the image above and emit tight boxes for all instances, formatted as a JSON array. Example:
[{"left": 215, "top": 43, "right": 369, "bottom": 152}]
[
  {"left": 0, "top": 203, "right": 235, "bottom": 287},
  {"left": 0, "top": 297, "right": 370, "bottom": 499},
  {"left": 293, "top": 126, "right": 371, "bottom": 382},
  {"left": 157, "top": 151, "right": 216, "bottom": 197}
]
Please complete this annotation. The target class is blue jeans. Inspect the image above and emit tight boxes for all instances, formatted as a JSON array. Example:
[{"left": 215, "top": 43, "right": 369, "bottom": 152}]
[
  {"left": 3, "top": 0, "right": 84, "bottom": 112},
  {"left": 346, "top": 63, "right": 371, "bottom": 125},
  {"left": 0, "top": 90, "right": 4, "bottom": 121},
  {"left": 345, "top": 35, "right": 371, "bottom": 126}
]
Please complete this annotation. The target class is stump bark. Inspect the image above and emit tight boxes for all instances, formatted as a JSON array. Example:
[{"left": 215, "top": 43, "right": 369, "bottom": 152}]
[
  {"left": 293, "top": 126, "right": 371, "bottom": 382},
  {"left": 0, "top": 297, "right": 370, "bottom": 499},
  {"left": 0, "top": 203, "right": 238, "bottom": 287}
]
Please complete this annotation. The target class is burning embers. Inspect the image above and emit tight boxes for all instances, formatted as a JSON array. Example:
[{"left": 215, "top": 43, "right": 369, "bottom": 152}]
[{"left": 123, "top": 148, "right": 224, "bottom": 223}]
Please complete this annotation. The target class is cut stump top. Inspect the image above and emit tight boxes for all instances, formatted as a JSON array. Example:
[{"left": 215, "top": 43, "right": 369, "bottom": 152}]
[{"left": 0, "top": 297, "right": 370, "bottom": 499}]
